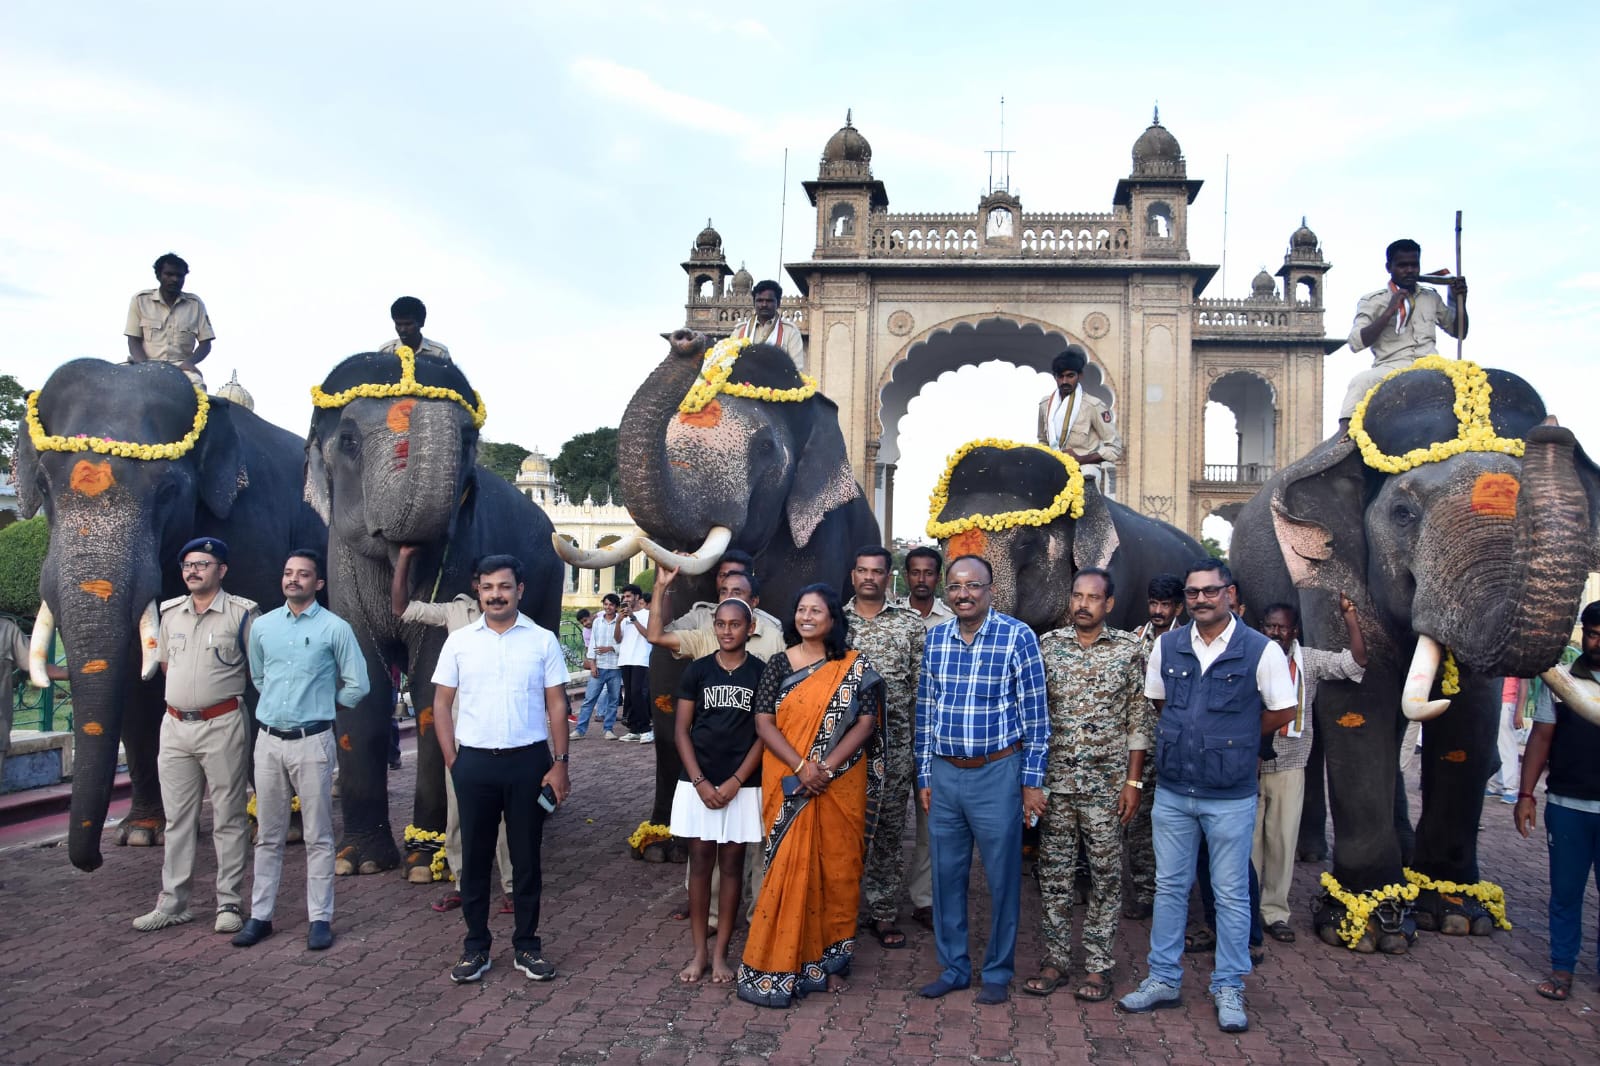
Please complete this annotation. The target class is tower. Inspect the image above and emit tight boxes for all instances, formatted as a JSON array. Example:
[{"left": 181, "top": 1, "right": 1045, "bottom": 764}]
[
  {"left": 1113, "top": 108, "right": 1203, "bottom": 260},
  {"left": 682, "top": 219, "right": 732, "bottom": 305},
  {"left": 1277, "top": 217, "right": 1330, "bottom": 307},
  {"left": 803, "top": 110, "right": 888, "bottom": 257}
]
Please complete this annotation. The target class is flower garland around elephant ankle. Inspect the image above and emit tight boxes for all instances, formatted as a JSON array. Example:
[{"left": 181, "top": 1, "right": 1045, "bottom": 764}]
[
  {"left": 310, "top": 344, "right": 486, "bottom": 428},
  {"left": 678, "top": 335, "right": 819, "bottom": 414},
  {"left": 1348, "top": 356, "right": 1524, "bottom": 475},
  {"left": 246, "top": 794, "right": 301, "bottom": 818},
  {"left": 1440, "top": 649, "right": 1461, "bottom": 695},
  {"left": 926, "top": 438, "right": 1086, "bottom": 540},
  {"left": 628, "top": 821, "right": 672, "bottom": 853},
  {"left": 1402, "top": 868, "right": 1512, "bottom": 930},
  {"left": 403, "top": 824, "right": 451, "bottom": 881},
  {"left": 27, "top": 386, "right": 209, "bottom": 460},
  {"left": 1318, "top": 871, "right": 1420, "bottom": 948}
]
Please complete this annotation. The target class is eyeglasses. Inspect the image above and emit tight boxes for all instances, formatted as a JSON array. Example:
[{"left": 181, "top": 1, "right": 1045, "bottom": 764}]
[
  {"left": 946, "top": 582, "right": 990, "bottom": 594},
  {"left": 1183, "top": 584, "right": 1228, "bottom": 601},
  {"left": 181, "top": 561, "right": 217, "bottom": 572}
]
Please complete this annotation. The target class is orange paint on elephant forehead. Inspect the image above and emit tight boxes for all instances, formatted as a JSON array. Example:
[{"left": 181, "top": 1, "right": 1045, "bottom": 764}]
[
  {"left": 69, "top": 459, "right": 115, "bottom": 497},
  {"left": 947, "top": 529, "right": 988, "bottom": 560},
  {"left": 679, "top": 399, "right": 722, "bottom": 428},
  {"left": 1336, "top": 712, "right": 1365, "bottom": 728},
  {"left": 79, "top": 580, "right": 114, "bottom": 601},
  {"left": 1443, "top": 749, "right": 1468, "bottom": 763},
  {"left": 386, "top": 398, "right": 418, "bottom": 433},
  {"left": 81, "top": 722, "right": 103, "bottom": 736},
  {"left": 1470, "top": 472, "right": 1519, "bottom": 518},
  {"left": 82, "top": 659, "right": 109, "bottom": 674}
]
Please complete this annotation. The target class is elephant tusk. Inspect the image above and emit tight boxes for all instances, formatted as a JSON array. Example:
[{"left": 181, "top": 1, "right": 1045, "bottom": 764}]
[
  {"left": 550, "top": 533, "right": 643, "bottom": 570},
  {"left": 1401, "top": 635, "right": 1452, "bottom": 721},
  {"left": 636, "top": 526, "right": 732, "bottom": 577},
  {"left": 1541, "top": 666, "right": 1600, "bottom": 727},
  {"left": 28, "top": 600, "right": 56, "bottom": 689},
  {"left": 139, "top": 599, "right": 161, "bottom": 681}
]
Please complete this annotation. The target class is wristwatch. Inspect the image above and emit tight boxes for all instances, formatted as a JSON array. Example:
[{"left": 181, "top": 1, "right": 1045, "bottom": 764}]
[
  {"left": 1125, "top": 779, "right": 1144, "bottom": 789},
  {"left": 552, "top": 753, "right": 569, "bottom": 763}
]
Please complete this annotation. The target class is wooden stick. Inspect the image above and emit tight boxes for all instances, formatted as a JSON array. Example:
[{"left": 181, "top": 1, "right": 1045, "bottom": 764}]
[{"left": 1454, "top": 210, "right": 1463, "bottom": 360}]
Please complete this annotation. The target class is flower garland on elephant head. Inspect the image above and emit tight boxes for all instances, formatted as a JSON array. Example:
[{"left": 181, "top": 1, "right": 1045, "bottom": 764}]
[
  {"left": 1318, "top": 871, "right": 1420, "bottom": 948},
  {"left": 925, "top": 438, "right": 1086, "bottom": 540},
  {"left": 677, "top": 335, "right": 819, "bottom": 415},
  {"left": 1347, "top": 355, "right": 1524, "bottom": 475},
  {"left": 310, "top": 344, "right": 487, "bottom": 428},
  {"left": 26, "top": 385, "right": 210, "bottom": 460}
]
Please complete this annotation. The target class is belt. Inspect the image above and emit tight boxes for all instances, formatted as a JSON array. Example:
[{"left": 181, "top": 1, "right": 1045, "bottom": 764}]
[
  {"left": 940, "top": 740, "right": 1022, "bottom": 769},
  {"left": 458, "top": 742, "right": 540, "bottom": 756},
  {"left": 166, "top": 696, "right": 240, "bottom": 723},
  {"left": 258, "top": 720, "right": 334, "bottom": 740}
]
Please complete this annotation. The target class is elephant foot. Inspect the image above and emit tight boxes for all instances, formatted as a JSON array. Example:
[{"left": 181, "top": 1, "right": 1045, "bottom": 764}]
[
  {"left": 1296, "top": 846, "right": 1328, "bottom": 863},
  {"left": 333, "top": 832, "right": 401, "bottom": 876},
  {"left": 117, "top": 818, "right": 164, "bottom": 847},
  {"left": 403, "top": 850, "right": 441, "bottom": 884},
  {"left": 639, "top": 840, "right": 672, "bottom": 863},
  {"left": 666, "top": 839, "right": 690, "bottom": 864},
  {"left": 1413, "top": 888, "right": 1491, "bottom": 937}
]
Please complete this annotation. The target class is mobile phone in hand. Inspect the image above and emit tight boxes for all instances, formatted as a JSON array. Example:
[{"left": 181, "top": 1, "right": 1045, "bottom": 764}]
[{"left": 538, "top": 784, "right": 558, "bottom": 813}]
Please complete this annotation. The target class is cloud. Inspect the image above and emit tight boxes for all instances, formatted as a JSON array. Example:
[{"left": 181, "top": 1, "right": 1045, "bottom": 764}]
[{"left": 569, "top": 58, "right": 756, "bottom": 136}]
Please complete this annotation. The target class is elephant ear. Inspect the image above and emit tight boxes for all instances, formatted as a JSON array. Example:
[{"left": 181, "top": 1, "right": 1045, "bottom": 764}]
[
  {"left": 303, "top": 427, "right": 333, "bottom": 525},
  {"left": 785, "top": 393, "right": 861, "bottom": 549},
  {"left": 13, "top": 428, "right": 42, "bottom": 518},
  {"left": 195, "top": 397, "right": 246, "bottom": 519},
  {"left": 1072, "top": 479, "right": 1119, "bottom": 571},
  {"left": 1270, "top": 438, "right": 1369, "bottom": 595}
]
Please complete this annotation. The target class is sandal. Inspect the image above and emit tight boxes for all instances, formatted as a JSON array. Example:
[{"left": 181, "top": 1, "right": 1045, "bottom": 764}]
[
  {"left": 499, "top": 895, "right": 515, "bottom": 915},
  {"left": 1537, "top": 972, "right": 1573, "bottom": 1001},
  {"left": 869, "top": 920, "right": 907, "bottom": 949},
  {"left": 1183, "top": 926, "right": 1216, "bottom": 953},
  {"left": 1265, "top": 921, "right": 1296, "bottom": 943},
  {"left": 911, "top": 906, "right": 934, "bottom": 931},
  {"left": 430, "top": 893, "right": 462, "bottom": 913},
  {"left": 1074, "top": 972, "right": 1113, "bottom": 1002},
  {"left": 1023, "top": 967, "right": 1066, "bottom": 996}
]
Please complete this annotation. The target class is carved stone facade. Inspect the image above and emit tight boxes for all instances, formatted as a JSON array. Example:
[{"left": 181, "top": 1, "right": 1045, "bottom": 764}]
[
  {"left": 681, "top": 111, "right": 1340, "bottom": 538},
  {"left": 514, "top": 451, "right": 645, "bottom": 609}
]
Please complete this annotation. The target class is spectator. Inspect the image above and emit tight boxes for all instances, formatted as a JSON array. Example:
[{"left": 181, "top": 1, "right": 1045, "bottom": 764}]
[
  {"left": 573, "top": 595, "right": 623, "bottom": 739},
  {"left": 614, "top": 584, "right": 654, "bottom": 743}
]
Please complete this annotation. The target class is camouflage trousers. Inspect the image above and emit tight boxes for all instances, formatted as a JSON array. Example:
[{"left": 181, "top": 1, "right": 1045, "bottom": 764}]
[
  {"left": 1124, "top": 763, "right": 1157, "bottom": 906},
  {"left": 1039, "top": 792, "right": 1124, "bottom": 975},
  {"left": 862, "top": 701, "right": 915, "bottom": 921}
]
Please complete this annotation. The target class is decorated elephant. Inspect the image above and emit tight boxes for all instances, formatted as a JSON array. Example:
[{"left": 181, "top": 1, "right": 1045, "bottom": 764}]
[
  {"left": 14, "top": 359, "right": 326, "bottom": 872},
  {"left": 304, "top": 348, "right": 563, "bottom": 879},
  {"left": 1230, "top": 357, "right": 1600, "bottom": 952},
  {"left": 555, "top": 332, "right": 880, "bottom": 827},
  {"left": 925, "top": 438, "right": 1206, "bottom": 634}
]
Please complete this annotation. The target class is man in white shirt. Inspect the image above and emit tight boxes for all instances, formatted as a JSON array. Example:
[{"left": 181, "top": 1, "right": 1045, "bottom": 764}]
[
  {"left": 614, "top": 583, "right": 654, "bottom": 743},
  {"left": 1035, "top": 346, "right": 1122, "bottom": 482},
  {"left": 433, "top": 554, "right": 571, "bottom": 984},
  {"left": 573, "top": 594, "right": 623, "bottom": 738},
  {"left": 731, "top": 280, "right": 806, "bottom": 370}
]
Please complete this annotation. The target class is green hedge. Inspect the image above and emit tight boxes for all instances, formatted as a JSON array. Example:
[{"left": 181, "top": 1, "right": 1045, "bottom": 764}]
[{"left": 0, "top": 515, "right": 46, "bottom": 618}]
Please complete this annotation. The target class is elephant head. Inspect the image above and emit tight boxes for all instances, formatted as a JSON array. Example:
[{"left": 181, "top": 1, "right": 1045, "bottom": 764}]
[
  {"left": 928, "top": 440, "right": 1119, "bottom": 632},
  {"left": 1273, "top": 362, "right": 1600, "bottom": 706},
  {"left": 13, "top": 359, "right": 248, "bottom": 870}
]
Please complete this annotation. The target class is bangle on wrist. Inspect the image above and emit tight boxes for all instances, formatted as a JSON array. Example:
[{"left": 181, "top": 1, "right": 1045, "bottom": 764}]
[
  {"left": 794, "top": 758, "right": 806, "bottom": 775},
  {"left": 691, "top": 774, "right": 706, "bottom": 786},
  {"left": 731, "top": 774, "right": 742, "bottom": 787},
  {"left": 1518, "top": 791, "right": 1534, "bottom": 799}
]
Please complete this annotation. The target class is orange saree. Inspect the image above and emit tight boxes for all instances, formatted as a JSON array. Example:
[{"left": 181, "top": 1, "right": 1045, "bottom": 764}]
[{"left": 736, "top": 651, "right": 883, "bottom": 1008}]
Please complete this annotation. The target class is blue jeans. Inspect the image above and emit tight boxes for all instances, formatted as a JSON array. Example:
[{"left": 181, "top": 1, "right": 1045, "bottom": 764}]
[
  {"left": 1198, "top": 837, "right": 1263, "bottom": 946},
  {"left": 928, "top": 754, "right": 1022, "bottom": 987},
  {"left": 1545, "top": 800, "right": 1600, "bottom": 974},
  {"left": 576, "top": 668, "right": 621, "bottom": 734},
  {"left": 1149, "top": 788, "right": 1257, "bottom": 992}
]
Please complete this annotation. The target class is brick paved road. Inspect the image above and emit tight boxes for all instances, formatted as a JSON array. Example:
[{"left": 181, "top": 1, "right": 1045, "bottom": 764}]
[{"left": 1, "top": 733, "right": 1596, "bottom": 1065}]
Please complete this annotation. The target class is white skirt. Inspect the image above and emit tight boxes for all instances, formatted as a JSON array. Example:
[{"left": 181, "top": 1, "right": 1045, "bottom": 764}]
[{"left": 669, "top": 779, "right": 764, "bottom": 844}]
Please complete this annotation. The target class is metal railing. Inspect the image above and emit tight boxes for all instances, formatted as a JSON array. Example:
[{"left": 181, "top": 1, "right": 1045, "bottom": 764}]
[{"left": 4, "top": 612, "right": 70, "bottom": 732}]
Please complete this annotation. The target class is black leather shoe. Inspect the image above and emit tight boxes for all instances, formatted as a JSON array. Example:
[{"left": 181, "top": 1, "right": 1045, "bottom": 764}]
[
  {"left": 306, "top": 920, "right": 333, "bottom": 951},
  {"left": 231, "top": 918, "right": 273, "bottom": 947}
]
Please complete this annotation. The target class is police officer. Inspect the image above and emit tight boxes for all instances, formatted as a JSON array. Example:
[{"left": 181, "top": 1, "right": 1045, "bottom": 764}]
[
  {"left": 1035, "top": 345, "right": 1123, "bottom": 482},
  {"left": 133, "top": 537, "right": 259, "bottom": 935}
]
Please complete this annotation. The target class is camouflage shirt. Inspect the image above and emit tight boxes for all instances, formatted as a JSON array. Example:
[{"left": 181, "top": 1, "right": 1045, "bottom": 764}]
[
  {"left": 845, "top": 599, "right": 924, "bottom": 729},
  {"left": 1039, "top": 624, "right": 1150, "bottom": 796}
]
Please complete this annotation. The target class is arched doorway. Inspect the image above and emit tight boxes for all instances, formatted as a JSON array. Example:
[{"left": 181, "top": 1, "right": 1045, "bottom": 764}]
[{"left": 1205, "top": 370, "right": 1277, "bottom": 484}]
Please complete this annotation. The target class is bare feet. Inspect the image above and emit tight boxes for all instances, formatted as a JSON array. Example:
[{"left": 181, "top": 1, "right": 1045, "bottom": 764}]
[
  {"left": 678, "top": 954, "right": 709, "bottom": 984},
  {"left": 826, "top": 975, "right": 850, "bottom": 993},
  {"left": 710, "top": 959, "right": 736, "bottom": 984}
]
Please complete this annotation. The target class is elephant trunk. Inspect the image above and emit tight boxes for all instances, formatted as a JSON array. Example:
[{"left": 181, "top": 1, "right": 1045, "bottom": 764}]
[
  {"left": 617, "top": 341, "right": 706, "bottom": 545},
  {"left": 366, "top": 404, "right": 465, "bottom": 544}
]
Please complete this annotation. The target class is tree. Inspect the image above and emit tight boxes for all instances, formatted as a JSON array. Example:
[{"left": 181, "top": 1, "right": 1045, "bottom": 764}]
[
  {"left": 477, "top": 440, "right": 531, "bottom": 483},
  {"left": 0, "top": 515, "right": 48, "bottom": 617},
  {"left": 1201, "top": 535, "right": 1228, "bottom": 565},
  {"left": 0, "top": 373, "right": 25, "bottom": 475},
  {"left": 551, "top": 427, "right": 621, "bottom": 506}
]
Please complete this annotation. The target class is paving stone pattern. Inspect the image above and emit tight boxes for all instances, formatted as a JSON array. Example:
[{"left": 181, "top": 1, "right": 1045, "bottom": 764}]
[{"left": 1, "top": 735, "right": 1597, "bottom": 1065}]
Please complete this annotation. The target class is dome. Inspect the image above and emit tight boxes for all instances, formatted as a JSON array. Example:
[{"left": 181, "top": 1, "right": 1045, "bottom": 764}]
[
  {"left": 1290, "top": 216, "right": 1319, "bottom": 253},
  {"left": 519, "top": 450, "right": 551, "bottom": 475},
  {"left": 1130, "top": 107, "right": 1184, "bottom": 177},
  {"left": 731, "top": 263, "right": 753, "bottom": 295},
  {"left": 1251, "top": 269, "right": 1276, "bottom": 298},
  {"left": 694, "top": 218, "right": 721, "bottom": 254},
  {"left": 821, "top": 109, "right": 872, "bottom": 166},
  {"left": 214, "top": 369, "right": 254, "bottom": 411}
]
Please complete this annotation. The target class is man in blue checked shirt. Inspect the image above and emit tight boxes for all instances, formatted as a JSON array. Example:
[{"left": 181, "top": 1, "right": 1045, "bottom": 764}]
[{"left": 914, "top": 555, "right": 1049, "bottom": 1006}]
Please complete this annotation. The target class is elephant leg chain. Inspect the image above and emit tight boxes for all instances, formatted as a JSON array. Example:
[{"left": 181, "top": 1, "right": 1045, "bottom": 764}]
[{"left": 1374, "top": 895, "right": 1414, "bottom": 943}]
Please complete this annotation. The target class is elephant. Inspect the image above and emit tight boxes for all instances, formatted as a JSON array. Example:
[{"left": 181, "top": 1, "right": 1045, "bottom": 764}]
[
  {"left": 554, "top": 332, "right": 880, "bottom": 828},
  {"left": 14, "top": 358, "right": 326, "bottom": 872},
  {"left": 927, "top": 439, "right": 1207, "bottom": 634},
  {"left": 304, "top": 349, "right": 564, "bottom": 879},
  {"left": 1230, "top": 360, "right": 1600, "bottom": 952}
]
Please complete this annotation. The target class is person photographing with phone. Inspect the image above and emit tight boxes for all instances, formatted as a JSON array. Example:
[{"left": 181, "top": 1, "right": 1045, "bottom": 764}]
[{"left": 432, "top": 555, "right": 572, "bottom": 984}]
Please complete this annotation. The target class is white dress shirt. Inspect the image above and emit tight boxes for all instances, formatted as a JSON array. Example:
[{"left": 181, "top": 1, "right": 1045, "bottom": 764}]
[
  {"left": 1143, "top": 615, "right": 1297, "bottom": 710},
  {"left": 432, "top": 613, "right": 569, "bottom": 748}
]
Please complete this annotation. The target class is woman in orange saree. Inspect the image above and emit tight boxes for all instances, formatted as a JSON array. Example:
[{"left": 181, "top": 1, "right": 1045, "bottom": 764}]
[{"left": 736, "top": 583, "right": 884, "bottom": 1008}]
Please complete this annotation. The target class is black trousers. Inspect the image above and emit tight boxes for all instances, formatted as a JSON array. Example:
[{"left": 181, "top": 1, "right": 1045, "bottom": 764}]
[
  {"left": 452, "top": 744, "right": 551, "bottom": 954},
  {"left": 621, "top": 665, "right": 652, "bottom": 733}
]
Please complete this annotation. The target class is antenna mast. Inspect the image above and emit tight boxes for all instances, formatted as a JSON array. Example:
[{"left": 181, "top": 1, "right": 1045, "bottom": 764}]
[
  {"left": 1221, "top": 153, "right": 1230, "bottom": 294},
  {"left": 985, "top": 96, "right": 1014, "bottom": 194},
  {"left": 778, "top": 147, "right": 788, "bottom": 279}
]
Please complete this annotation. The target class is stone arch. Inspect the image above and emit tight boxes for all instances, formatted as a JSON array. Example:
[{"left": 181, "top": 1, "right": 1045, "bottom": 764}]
[
  {"left": 1204, "top": 369, "right": 1278, "bottom": 483},
  {"left": 830, "top": 202, "right": 856, "bottom": 237}
]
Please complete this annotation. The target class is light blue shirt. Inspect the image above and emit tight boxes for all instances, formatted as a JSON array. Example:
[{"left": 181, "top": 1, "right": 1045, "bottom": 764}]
[{"left": 248, "top": 600, "right": 370, "bottom": 729}]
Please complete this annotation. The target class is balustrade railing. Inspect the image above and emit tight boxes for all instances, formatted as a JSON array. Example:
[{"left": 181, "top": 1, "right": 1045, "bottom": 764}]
[{"left": 1201, "top": 463, "right": 1274, "bottom": 484}]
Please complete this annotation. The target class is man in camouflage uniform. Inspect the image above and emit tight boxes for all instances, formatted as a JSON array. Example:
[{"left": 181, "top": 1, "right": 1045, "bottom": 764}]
[
  {"left": 1123, "top": 573, "right": 1184, "bottom": 918},
  {"left": 846, "top": 545, "right": 926, "bottom": 948},
  {"left": 1025, "top": 568, "right": 1148, "bottom": 1001}
]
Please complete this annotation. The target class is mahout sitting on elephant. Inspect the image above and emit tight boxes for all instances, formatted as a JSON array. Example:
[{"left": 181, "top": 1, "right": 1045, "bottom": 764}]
[
  {"left": 15, "top": 359, "right": 327, "bottom": 872},
  {"left": 304, "top": 346, "right": 563, "bottom": 880},
  {"left": 554, "top": 331, "right": 880, "bottom": 831},
  {"left": 926, "top": 438, "right": 1206, "bottom": 635},
  {"left": 1231, "top": 357, "right": 1600, "bottom": 952}
]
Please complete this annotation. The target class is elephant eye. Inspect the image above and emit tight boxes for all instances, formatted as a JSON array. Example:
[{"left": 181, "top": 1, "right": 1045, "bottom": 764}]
[
  {"left": 338, "top": 426, "right": 361, "bottom": 456},
  {"left": 1391, "top": 502, "right": 1419, "bottom": 527},
  {"left": 34, "top": 470, "right": 49, "bottom": 498}
]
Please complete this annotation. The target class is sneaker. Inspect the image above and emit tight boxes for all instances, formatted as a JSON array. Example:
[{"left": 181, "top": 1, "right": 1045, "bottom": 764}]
[
  {"left": 1118, "top": 976, "right": 1182, "bottom": 1013},
  {"left": 132, "top": 908, "right": 193, "bottom": 932},
  {"left": 450, "top": 951, "right": 492, "bottom": 984},
  {"left": 1500, "top": 791, "right": 1518, "bottom": 805},
  {"left": 514, "top": 950, "right": 555, "bottom": 981},
  {"left": 214, "top": 906, "right": 243, "bottom": 934},
  {"left": 637, "top": 730, "right": 654, "bottom": 744},
  {"left": 1212, "top": 986, "right": 1249, "bottom": 1032},
  {"left": 569, "top": 728, "right": 583, "bottom": 739},
  {"left": 604, "top": 730, "right": 618, "bottom": 740},
  {"left": 618, "top": 733, "right": 641, "bottom": 742},
  {"left": 567, "top": 713, "right": 578, "bottom": 724}
]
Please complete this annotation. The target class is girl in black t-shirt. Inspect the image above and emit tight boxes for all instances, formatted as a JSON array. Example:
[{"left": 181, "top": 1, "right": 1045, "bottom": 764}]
[{"left": 670, "top": 598, "right": 766, "bottom": 985}]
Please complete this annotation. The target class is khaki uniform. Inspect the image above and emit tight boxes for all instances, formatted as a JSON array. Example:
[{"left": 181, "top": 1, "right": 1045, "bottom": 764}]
[
  {"left": 380, "top": 336, "right": 453, "bottom": 363},
  {"left": 124, "top": 289, "right": 215, "bottom": 384},
  {"left": 0, "top": 618, "right": 33, "bottom": 791},
  {"left": 1036, "top": 625, "right": 1147, "bottom": 975},
  {"left": 1339, "top": 285, "right": 1460, "bottom": 417},
  {"left": 846, "top": 599, "right": 927, "bottom": 922},
  {"left": 1036, "top": 388, "right": 1124, "bottom": 463},
  {"left": 152, "top": 590, "right": 258, "bottom": 916},
  {"left": 733, "top": 317, "right": 807, "bottom": 370}
]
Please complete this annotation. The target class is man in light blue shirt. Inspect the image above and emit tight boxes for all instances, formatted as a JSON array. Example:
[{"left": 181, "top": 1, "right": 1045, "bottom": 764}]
[{"left": 234, "top": 549, "right": 368, "bottom": 952}]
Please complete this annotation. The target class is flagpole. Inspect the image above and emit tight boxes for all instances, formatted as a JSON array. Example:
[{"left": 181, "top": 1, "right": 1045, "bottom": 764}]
[{"left": 1454, "top": 210, "right": 1463, "bottom": 360}]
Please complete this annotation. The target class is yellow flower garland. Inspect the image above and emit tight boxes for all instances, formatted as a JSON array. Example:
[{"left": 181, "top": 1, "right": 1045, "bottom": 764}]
[
  {"left": 627, "top": 821, "right": 673, "bottom": 851},
  {"left": 27, "top": 386, "right": 209, "bottom": 461},
  {"left": 1403, "top": 868, "right": 1512, "bottom": 930},
  {"left": 403, "top": 824, "right": 451, "bottom": 882},
  {"left": 310, "top": 344, "right": 487, "bottom": 428},
  {"left": 246, "top": 794, "right": 301, "bottom": 817},
  {"left": 1440, "top": 649, "right": 1461, "bottom": 696},
  {"left": 1319, "top": 870, "right": 1420, "bottom": 948},
  {"left": 926, "top": 438, "right": 1086, "bottom": 540},
  {"left": 678, "top": 335, "right": 819, "bottom": 414},
  {"left": 1348, "top": 355, "right": 1524, "bottom": 474}
]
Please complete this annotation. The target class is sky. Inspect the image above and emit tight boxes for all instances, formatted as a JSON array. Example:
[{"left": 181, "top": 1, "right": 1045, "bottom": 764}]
[{"left": 4, "top": 2, "right": 1597, "bottom": 545}]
